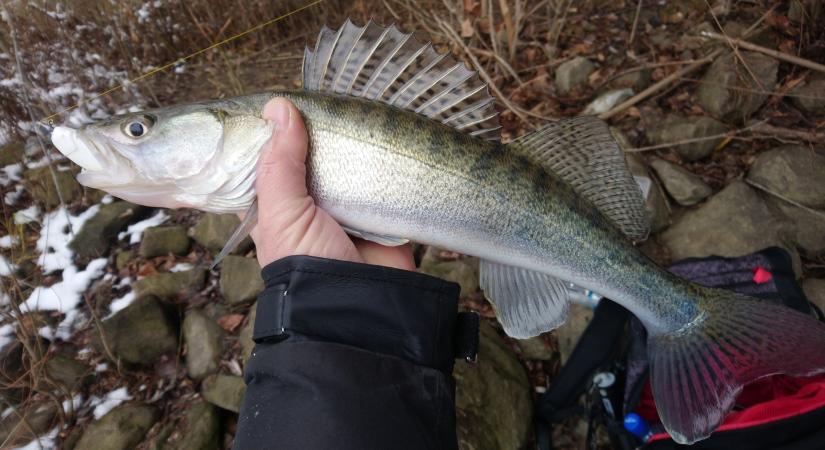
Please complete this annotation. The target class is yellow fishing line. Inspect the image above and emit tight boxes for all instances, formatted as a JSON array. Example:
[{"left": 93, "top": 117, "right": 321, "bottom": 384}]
[{"left": 40, "top": 0, "right": 324, "bottom": 125}]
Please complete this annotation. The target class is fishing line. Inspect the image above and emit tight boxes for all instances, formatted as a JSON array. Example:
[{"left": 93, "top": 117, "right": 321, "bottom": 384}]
[{"left": 40, "top": 0, "right": 324, "bottom": 125}]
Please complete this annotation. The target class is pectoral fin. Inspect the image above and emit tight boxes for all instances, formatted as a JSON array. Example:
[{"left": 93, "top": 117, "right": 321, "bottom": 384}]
[
  {"left": 342, "top": 226, "right": 409, "bottom": 246},
  {"left": 210, "top": 201, "right": 258, "bottom": 269}
]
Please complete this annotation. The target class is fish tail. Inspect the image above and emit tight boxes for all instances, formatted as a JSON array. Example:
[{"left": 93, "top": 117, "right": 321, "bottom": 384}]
[{"left": 648, "top": 288, "right": 825, "bottom": 444}]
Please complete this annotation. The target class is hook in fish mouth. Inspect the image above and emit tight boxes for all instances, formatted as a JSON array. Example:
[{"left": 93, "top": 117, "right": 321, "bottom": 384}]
[{"left": 51, "top": 126, "right": 104, "bottom": 172}]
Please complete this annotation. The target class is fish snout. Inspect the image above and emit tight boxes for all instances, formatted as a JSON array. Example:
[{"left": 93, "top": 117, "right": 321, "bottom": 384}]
[{"left": 51, "top": 126, "right": 104, "bottom": 172}]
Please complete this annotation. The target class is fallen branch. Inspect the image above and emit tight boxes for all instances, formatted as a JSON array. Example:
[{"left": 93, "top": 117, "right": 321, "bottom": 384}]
[
  {"left": 699, "top": 30, "right": 825, "bottom": 74},
  {"left": 598, "top": 49, "right": 723, "bottom": 120},
  {"left": 599, "top": 6, "right": 775, "bottom": 121},
  {"left": 746, "top": 179, "right": 825, "bottom": 221},
  {"left": 749, "top": 122, "right": 825, "bottom": 144}
]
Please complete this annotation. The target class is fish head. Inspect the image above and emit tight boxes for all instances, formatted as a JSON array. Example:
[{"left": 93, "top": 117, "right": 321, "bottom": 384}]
[{"left": 51, "top": 101, "right": 272, "bottom": 212}]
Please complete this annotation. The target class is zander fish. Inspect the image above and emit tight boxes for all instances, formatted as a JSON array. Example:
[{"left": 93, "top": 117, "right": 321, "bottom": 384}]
[{"left": 51, "top": 20, "right": 825, "bottom": 444}]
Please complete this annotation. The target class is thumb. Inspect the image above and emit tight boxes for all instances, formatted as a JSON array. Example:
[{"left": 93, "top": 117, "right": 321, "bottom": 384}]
[{"left": 256, "top": 97, "right": 309, "bottom": 204}]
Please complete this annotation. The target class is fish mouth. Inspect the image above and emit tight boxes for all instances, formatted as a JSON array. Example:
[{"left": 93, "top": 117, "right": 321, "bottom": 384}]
[{"left": 51, "top": 126, "right": 104, "bottom": 172}]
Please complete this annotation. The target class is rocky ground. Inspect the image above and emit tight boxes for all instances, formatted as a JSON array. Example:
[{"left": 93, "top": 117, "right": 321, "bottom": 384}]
[{"left": 1, "top": 1, "right": 824, "bottom": 449}]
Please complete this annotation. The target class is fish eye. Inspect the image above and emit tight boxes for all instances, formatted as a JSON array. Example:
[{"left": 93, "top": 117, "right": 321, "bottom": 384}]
[{"left": 122, "top": 115, "right": 155, "bottom": 139}]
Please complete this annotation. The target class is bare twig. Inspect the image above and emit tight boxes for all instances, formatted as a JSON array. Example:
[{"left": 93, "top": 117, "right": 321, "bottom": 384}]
[
  {"left": 624, "top": 120, "right": 766, "bottom": 152},
  {"left": 750, "top": 122, "right": 825, "bottom": 144},
  {"left": 599, "top": 6, "right": 775, "bottom": 120},
  {"left": 628, "top": 0, "right": 643, "bottom": 45},
  {"left": 598, "top": 49, "right": 723, "bottom": 120},
  {"left": 699, "top": 31, "right": 825, "bottom": 74},
  {"left": 746, "top": 179, "right": 825, "bottom": 220}
]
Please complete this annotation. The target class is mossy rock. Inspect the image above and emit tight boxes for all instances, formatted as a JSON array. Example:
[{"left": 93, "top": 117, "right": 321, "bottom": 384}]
[
  {"left": 69, "top": 202, "right": 148, "bottom": 261},
  {"left": 0, "top": 140, "right": 25, "bottom": 166},
  {"left": 133, "top": 268, "right": 207, "bottom": 299},
  {"left": 139, "top": 226, "right": 191, "bottom": 258},
  {"left": 454, "top": 321, "right": 532, "bottom": 450},
  {"left": 202, "top": 374, "right": 246, "bottom": 413},
  {"left": 24, "top": 166, "right": 83, "bottom": 209},
  {"left": 92, "top": 296, "right": 179, "bottom": 365},
  {"left": 183, "top": 309, "right": 225, "bottom": 380},
  {"left": 189, "top": 213, "right": 253, "bottom": 254},
  {"left": 219, "top": 256, "right": 264, "bottom": 304},
  {"left": 74, "top": 403, "right": 159, "bottom": 450},
  {"left": 165, "top": 400, "right": 220, "bottom": 450}
]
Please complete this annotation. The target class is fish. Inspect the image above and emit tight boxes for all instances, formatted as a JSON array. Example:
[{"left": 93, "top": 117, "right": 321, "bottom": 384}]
[{"left": 50, "top": 20, "right": 825, "bottom": 444}]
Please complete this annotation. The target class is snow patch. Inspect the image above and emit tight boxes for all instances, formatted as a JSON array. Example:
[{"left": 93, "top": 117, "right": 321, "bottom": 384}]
[
  {"left": 14, "top": 205, "right": 40, "bottom": 225},
  {"left": 4, "top": 185, "right": 24, "bottom": 205},
  {"left": 90, "top": 387, "right": 132, "bottom": 419},
  {"left": 37, "top": 205, "right": 100, "bottom": 274},
  {"left": 0, "top": 255, "right": 17, "bottom": 276},
  {"left": 169, "top": 262, "right": 193, "bottom": 272},
  {"left": 118, "top": 210, "right": 169, "bottom": 244},
  {"left": 0, "top": 163, "right": 23, "bottom": 186},
  {"left": 0, "top": 323, "right": 15, "bottom": 350},
  {"left": 106, "top": 291, "right": 136, "bottom": 318},
  {"left": 0, "top": 235, "right": 19, "bottom": 248},
  {"left": 10, "top": 427, "right": 58, "bottom": 450}
]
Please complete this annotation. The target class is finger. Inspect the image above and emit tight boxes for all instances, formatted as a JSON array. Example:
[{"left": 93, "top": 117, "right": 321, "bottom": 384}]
[
  {"left": 256, "top": 97, "right": 310, "bottom": 204},
  {"left": 354, "top": 240, "right": 416, "bottom": 271}
]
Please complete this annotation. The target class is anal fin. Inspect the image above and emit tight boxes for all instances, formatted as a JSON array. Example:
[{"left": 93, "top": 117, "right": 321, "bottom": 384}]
[{"left": 479, "top": 260, "right": 571, "bottom": 338}]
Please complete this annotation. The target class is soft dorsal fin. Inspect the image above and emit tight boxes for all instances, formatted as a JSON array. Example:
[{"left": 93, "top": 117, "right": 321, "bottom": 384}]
[
  {"left": 303, "top": 19, "right": 501, "bottom": 141},
  {"left": 507, "top": 116, "right": 650, "bottom": 241}
]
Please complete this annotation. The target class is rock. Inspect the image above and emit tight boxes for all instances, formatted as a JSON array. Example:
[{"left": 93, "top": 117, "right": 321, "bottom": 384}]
[
  {"left": 746, "top": 145, "right": 825, "bottom": 209},
  {"left": 624, "top": 152, "right": 670, "bottom": 233},
  {"left": 0, "top": 140, "right": 25, "bottom": 166},
  {"left": 219, "top": 256, "right": 264, "bottom": 305},
  {"left": 455, "top": 321, "right": 531, "bottom": 450},
  {"left": 24, "top": 166, "right": 83, "bottom": 209},
  {"left": 41, "top": 350, "right": 90, "bottom": 393},
  {"left": 515, "top": 336, "right": 555, "bottom": 360},
  {"left": 649, "top": 158, "right": 713, "bottom": 206},
  {"left": 418, "top": 258, "right": 479, "bottom": 297},
  {"left": 554, "top": 303, "right": 594, "bottom": 363},
  {"left": 555, "top": 57, "right": 596, "bottom": 94},
  {"left": 190, "top": 213, "right": 253, "bottom": 254},
  {"left": 93, "top": 296, "right": 179, "bottom": 365},
  {"left": 166, "top": 400, "right": 220, "bottom": 450},
  {"left": 69, "top": 202, "right": 147, "bottom": 261},
  {"left": 133, "top": 268, "right": 207, "bottom": 299},
  {"left": 115, "top": 250, "right": 133, "bottom": 270},
  {"left": 139, "top": 226, "right": 190, "bottom": 258},
  {"left": 803, "top": 279, "right": 825, "bottom": 314},
  {"left": 0, "top": 401, "right": 57, "bottom": 447},
  {"left": 697, "top": 51, "right": 778, "bottom": 121},
  {"left": 767, "top": 198, "right": 825, "bottom": 257},
  {"left": 202, "top": 374, "right": 246, "bottom": 413},
  {"left": 608, "top": 69, "right": 651, "bottom": 92},
  {"left": 791, "top": 74, "right": 825, "bottom": 115},
  {"left": 582, "top": 88, "right": 633, "bottom": 115},
  {"left": 183, "top": 309, "right": 225, "bottom": 380},
  {"left": 661, "top": 181, "right": 797, "bottom": 267},
  {"left": 239, "top": 303, "right": 257, "bottom": 366},
  {"left": 646, "top": 115, "right": 728, "bottom": 161},
  {"left": 74, "top": 403, "right": 159, "bottom": 450}
]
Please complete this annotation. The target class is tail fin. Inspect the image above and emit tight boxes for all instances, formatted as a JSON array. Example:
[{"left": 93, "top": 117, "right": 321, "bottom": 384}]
[{"left": 648, "top": 288, "right": 825, "bottom": 445}]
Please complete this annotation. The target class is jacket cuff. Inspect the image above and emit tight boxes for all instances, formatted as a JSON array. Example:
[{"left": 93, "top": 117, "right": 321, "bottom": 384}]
[{"left": 252, "top": 255, "right": 476, "bottom": 374}]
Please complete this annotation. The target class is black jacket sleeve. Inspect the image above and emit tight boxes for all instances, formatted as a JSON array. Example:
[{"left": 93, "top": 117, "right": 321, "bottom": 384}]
[{"left": 233, "top": 255, "right": 477, "bottom": 450}]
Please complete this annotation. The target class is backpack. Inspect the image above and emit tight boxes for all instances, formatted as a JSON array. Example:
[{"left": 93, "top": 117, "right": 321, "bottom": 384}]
[{"left": 535, "top": 247, "right": 825, "bottom": 450}]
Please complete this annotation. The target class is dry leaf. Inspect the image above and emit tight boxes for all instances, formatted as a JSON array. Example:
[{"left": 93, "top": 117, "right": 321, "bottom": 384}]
[
  {"left": 461, "top": 19, "right": 474, "bottom": 38},
  {"left": 218, "top": 314, "right": 245, "bottom": 332}
]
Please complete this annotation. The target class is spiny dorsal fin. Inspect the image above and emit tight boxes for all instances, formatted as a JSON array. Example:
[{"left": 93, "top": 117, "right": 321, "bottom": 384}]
[
  {"left": 508, "top": 116, "right": 649, "bottom": 241},
  {"left": 479, "top": 260, "right": 571, "bottom": 338},
  {"left": 302, "top": 19, "right": 501, "bottom": 141}
]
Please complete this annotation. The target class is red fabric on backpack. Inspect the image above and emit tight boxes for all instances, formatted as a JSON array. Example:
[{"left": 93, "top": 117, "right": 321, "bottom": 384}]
[{"left": 638, "top": 375, "right": 825, "bottom": 442}]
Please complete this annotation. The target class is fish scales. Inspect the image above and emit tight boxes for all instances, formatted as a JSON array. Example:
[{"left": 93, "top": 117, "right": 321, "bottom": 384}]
[{"left": 270, "top": 90, "right": 693, "bottom": 331}]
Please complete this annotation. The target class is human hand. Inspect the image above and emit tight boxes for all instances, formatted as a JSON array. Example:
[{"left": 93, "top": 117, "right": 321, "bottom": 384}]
[{"left": 247, "top": 98, "right": 415, "bottom": 271}]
